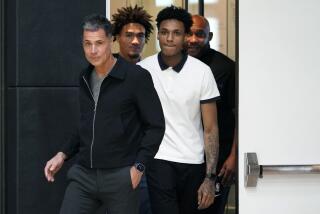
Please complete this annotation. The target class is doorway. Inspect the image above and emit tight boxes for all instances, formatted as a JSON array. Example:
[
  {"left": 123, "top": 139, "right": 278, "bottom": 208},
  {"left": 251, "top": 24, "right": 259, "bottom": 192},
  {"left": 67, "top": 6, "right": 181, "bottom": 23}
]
[{"left": 108, "top": 1, "right": 237, "bottom": 214}]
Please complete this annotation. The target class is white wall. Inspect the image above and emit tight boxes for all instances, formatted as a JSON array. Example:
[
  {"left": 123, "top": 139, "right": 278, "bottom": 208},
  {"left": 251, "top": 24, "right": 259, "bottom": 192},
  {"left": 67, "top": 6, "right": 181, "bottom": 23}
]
[{"left": 239, "top": 0, "right": 320, "bottom": 213}]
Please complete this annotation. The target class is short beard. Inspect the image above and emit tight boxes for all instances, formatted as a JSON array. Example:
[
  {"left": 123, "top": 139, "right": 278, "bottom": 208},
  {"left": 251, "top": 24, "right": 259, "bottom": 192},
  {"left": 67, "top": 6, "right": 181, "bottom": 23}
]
[{"left": 128, "top": 53, "right": 141, "bottom": 61}]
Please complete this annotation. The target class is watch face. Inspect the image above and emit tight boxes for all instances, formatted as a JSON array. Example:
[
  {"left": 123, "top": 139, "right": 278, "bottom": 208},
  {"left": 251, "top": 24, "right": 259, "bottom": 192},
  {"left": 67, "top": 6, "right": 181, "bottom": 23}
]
[{"left": 135, "top": 163, "right": 145, "bottom": 172}]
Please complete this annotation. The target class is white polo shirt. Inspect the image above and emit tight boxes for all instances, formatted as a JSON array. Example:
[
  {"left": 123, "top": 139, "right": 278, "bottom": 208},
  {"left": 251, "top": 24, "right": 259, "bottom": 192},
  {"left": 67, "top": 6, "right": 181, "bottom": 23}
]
[{"left": 138, "top": 53, "right": 220, "bottom": 164}]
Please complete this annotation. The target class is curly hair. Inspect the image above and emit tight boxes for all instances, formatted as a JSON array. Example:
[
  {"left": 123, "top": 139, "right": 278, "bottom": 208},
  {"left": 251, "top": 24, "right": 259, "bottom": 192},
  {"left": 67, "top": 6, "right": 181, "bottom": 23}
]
[
  {"left": 112, "top": 5, "right": 154, "bottom": 42},
  {"left": 156, "top": 5, "right": 192, "bottom": 34}
]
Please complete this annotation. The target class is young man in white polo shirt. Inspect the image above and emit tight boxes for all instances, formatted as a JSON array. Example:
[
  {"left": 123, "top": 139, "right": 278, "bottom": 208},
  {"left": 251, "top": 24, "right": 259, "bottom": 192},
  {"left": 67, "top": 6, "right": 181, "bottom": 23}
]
[{"left": 138, "top": 6, "right": 220, "bottom": 214}]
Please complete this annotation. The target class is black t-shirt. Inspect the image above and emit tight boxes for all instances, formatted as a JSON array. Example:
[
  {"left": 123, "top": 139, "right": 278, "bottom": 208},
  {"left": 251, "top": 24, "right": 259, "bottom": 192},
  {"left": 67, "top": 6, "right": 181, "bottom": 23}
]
[{"left": 198, "top": 47, "right": 236, "bottom": 169}]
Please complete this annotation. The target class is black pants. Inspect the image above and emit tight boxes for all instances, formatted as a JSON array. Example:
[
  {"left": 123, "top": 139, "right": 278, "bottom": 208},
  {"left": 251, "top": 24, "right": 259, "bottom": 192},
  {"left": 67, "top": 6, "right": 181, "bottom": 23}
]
[
  {"left": 146, "top": 159, "right": 205, "bottom": 214},
  {"left": 60, "top": 164, "right": 139, "bottom": 214},
  {"left": 139, "top": 175, "right": 152, "bottom": 214}
]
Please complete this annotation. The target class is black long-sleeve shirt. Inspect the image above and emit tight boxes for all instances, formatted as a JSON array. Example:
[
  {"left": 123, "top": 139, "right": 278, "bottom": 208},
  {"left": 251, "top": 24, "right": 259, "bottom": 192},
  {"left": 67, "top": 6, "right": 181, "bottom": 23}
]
[{"left": 61, "top": 56, "right": 165, "bottom": 169}]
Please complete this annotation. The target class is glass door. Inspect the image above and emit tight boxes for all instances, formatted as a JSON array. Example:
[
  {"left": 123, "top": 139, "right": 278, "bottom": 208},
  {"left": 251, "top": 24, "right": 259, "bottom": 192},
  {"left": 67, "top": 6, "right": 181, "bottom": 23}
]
[{"left": 187, "top": 0, "right": 235, "bottom": 60}]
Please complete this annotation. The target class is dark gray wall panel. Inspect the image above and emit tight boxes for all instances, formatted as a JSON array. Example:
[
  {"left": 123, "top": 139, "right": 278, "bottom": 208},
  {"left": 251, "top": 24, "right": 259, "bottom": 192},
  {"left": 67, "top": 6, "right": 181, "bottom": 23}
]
[
  {"left": 5, "top": 0, "right": 106, "bottom": 213},
  {"left": 7, "top": 0, "right": 105, "bottom": 86},
  {"left": 0, "top": 0, "right": 5, "bottom": 212},
  {"left": 6, "top": 89, "right": 17, "bottom": 214},
  {"left": 7, "top": 87, "right": 79, "bottom": 214},
  {"left": 6, "top": 0, "right": 17, "bottom": 87}
]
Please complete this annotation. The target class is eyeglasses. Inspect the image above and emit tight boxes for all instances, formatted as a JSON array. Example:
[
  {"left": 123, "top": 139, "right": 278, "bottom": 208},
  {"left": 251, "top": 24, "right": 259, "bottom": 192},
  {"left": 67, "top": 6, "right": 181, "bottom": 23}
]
[{"left": 123, "top": 32, "right": 145, "bottom": 42}]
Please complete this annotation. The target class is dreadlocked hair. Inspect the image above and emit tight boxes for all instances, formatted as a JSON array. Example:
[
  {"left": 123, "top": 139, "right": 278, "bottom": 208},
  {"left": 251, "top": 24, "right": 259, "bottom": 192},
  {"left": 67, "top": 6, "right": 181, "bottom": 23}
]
[{"left": 112, "top": 5, "right": 154, "bottom": 42}]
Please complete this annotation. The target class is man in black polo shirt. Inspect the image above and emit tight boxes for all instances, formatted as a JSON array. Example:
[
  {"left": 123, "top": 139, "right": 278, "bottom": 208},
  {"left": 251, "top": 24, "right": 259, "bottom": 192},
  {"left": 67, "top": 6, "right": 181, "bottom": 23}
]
[
  {"left": 186, "top": 15, "right": 236, "bottom": 214},
  {"left": 44, "top": 14, "right": 165, "bottom": 214}
]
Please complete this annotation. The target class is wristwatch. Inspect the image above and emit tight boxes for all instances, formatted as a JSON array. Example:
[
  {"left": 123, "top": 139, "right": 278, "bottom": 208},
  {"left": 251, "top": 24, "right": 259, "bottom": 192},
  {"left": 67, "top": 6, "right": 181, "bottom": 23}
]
[
  {"left": 134, "top": 163, "right": 145, "bottom": 173},
  {"left": 205, "top": 173, "right": 217, "bottom": 181}
]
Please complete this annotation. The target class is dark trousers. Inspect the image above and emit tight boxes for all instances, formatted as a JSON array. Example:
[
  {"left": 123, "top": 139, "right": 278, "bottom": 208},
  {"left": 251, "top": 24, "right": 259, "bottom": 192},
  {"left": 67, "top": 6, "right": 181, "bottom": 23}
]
[
  {"left": 147, "top": 159, "right": 205, "bottom": 214},
  {"left": 139, "top": 175, "right": 152, "bottom": 214},
  {"left": 60, "top": 164, "right": 139, "bottom": 214}
]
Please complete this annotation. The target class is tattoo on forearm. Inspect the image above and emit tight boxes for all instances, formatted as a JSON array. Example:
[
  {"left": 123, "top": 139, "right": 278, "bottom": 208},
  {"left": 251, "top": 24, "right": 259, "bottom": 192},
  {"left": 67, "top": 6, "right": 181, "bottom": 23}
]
[{"left": 204, "top": 128, "right": 219, "bottom": 174}]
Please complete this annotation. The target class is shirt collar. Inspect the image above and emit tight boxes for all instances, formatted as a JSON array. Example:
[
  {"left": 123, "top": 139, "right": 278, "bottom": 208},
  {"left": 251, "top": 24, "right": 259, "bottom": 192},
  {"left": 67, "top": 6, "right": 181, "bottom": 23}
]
[
  {"left": 157, "top": 52, "right": 188, "bottom": 73},
  {"left": 114, "top": 52, "right": 141, "bottom": 63},
  {"left": 197, "top": 44, "right": 212, "bottom": 60},
  {"left": 85, "top": 55, "right": 126, "bottom": 80},
  {"left": 108, "top": 56, "right": 125, "bottom": 80}
]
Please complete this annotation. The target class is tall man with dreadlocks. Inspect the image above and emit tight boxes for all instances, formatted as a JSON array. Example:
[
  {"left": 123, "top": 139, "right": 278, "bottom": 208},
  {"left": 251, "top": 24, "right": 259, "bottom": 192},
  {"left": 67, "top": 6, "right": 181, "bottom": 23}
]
[{"left": 111, "top": 6, "right": 155, "bottom": 214}]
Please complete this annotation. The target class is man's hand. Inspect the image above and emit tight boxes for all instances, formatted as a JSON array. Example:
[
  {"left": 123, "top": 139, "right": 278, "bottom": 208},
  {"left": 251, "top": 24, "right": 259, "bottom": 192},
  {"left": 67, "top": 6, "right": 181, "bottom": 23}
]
[
  {"left": 218, "top": 152, "right": 236, "bottom": 186},
  {"left": 130, "top": 166, "right": 143, "bottom": 189},
  {"left": 44, "top": 152, "right": 66, "bottom": 182},
  {"left": 197, "top": 178, "right": 215, "bottom": 210}
]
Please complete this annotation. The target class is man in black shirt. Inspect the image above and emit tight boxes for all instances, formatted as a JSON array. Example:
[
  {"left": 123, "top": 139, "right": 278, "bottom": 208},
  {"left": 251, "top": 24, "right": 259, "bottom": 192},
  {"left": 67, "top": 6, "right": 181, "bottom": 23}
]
[
  {"left": 111, "top": 6, "right": 154, "bottom": 214},
  {"left": 186, "top": 15, "right": 237, "bottom": 214},
  {"left": 44, "top": 14, "right": 165, "bottom": 214}
]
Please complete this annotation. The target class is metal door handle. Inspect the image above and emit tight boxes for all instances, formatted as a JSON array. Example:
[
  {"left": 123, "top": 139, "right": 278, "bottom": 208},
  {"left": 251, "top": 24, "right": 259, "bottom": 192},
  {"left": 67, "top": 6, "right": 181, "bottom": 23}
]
[{"left": 245, "top": 153, "right": 320, "bottom": 187}]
